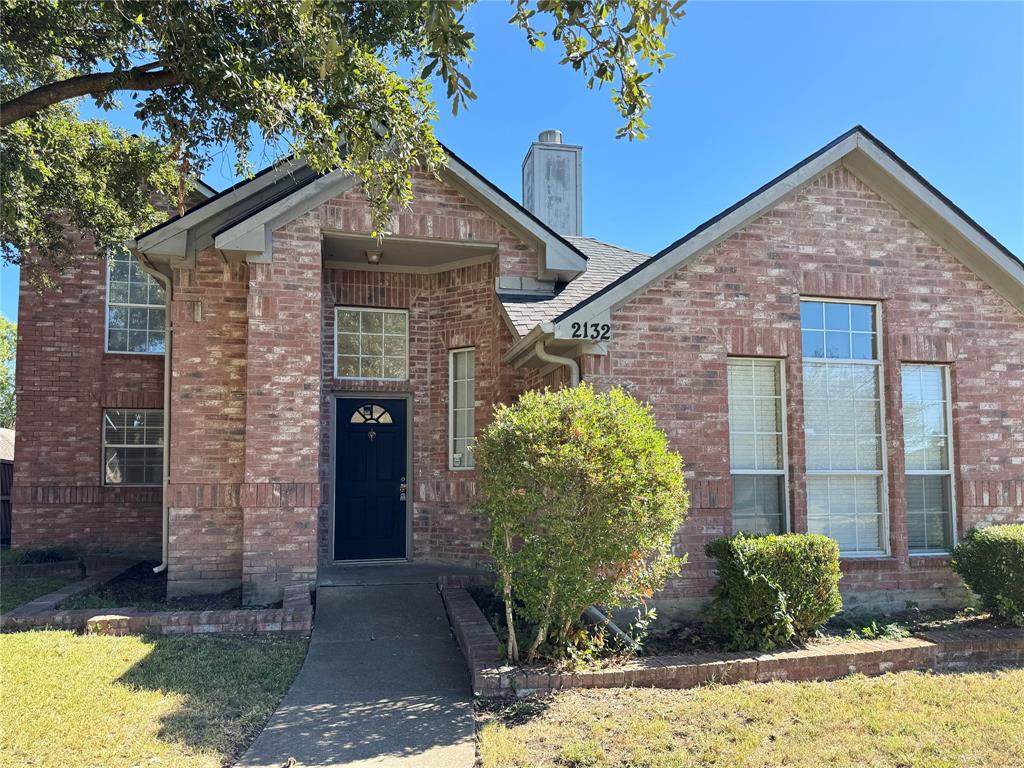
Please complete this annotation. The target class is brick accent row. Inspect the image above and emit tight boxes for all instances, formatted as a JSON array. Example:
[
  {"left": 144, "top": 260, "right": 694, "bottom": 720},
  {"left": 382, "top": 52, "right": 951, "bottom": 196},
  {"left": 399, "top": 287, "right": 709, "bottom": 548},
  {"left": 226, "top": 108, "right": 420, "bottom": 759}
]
[{"left": 441, "top": 586, "right": 1024, "bottom": 697}]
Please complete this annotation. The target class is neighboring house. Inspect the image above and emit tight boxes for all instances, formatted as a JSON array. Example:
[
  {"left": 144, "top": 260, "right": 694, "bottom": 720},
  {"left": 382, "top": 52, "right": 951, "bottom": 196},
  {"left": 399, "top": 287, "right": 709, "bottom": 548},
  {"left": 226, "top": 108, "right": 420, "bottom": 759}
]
[
  {"left": 12, "top": 126, "right": 1024, "bottom": 612},
  {"left": 1, "top": 427, "right": 12, "bottom": 547}
]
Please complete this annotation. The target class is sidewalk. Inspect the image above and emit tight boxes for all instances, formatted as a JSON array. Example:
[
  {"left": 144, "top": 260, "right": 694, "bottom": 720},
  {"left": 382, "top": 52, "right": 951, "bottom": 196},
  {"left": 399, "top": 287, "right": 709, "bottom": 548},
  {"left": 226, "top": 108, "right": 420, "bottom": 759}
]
[{"left": 237, "top": 582, "right": 476, "bottom": 768}]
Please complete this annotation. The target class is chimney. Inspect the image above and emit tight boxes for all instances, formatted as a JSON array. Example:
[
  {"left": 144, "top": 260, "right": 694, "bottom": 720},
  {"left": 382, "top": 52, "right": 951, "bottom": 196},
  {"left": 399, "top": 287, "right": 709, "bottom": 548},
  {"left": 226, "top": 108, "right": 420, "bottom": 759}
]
[{"left": 521, "top": 129, "right": 582, "bottom": 236}]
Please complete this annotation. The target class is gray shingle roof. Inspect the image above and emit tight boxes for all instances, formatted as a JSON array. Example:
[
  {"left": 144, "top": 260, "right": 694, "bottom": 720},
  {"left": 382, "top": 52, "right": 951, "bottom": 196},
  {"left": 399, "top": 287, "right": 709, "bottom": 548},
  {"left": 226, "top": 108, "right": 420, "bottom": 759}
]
[{"left": 501, "top": 236, "right": 649, "bottom": 336}]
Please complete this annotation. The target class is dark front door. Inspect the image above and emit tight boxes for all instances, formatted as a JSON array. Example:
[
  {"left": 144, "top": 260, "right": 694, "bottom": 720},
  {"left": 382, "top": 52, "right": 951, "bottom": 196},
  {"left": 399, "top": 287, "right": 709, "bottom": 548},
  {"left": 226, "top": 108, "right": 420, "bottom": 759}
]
[{"left": 335, "top": 399, "right": 408, "bottom": 560}]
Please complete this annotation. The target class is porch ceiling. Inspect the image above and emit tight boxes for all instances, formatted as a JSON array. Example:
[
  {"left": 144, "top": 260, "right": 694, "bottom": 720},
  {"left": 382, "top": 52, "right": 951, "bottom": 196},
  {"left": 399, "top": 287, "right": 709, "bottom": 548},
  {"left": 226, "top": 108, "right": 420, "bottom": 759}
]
[{"left": 322, "top": 230, "right": 497, "bottom": 273}]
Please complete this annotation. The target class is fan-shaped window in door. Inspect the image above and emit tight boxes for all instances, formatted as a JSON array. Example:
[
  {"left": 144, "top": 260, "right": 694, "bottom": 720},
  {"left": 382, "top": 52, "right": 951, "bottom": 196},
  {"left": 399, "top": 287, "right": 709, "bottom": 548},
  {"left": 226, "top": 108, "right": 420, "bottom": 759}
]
[{"left": 350, "top": 404, "right": 393, "bottom": 424}]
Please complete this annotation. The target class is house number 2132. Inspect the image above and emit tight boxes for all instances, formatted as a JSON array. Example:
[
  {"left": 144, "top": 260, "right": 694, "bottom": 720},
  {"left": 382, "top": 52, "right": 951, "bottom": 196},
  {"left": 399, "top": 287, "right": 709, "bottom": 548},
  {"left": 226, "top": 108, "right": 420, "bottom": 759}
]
[{"left": 570, "top": 321, "right": 611, "bottom": 341}]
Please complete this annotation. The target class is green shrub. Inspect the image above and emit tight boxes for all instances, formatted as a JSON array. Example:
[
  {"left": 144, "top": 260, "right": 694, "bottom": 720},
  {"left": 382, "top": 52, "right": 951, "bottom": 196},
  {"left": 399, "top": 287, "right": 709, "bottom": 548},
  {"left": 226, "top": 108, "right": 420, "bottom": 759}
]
[
  {"left": 705, "top": 533, "right": 842, "bottom": 651},
  {"left": 0, "top": 546, "right": 81, "bottom": 565},
  {"left": 475, "top": 383, "right": 688, "bottom": 663},
  {"left": 951, "top": 524, "right": 1024, "bottom": 626}
]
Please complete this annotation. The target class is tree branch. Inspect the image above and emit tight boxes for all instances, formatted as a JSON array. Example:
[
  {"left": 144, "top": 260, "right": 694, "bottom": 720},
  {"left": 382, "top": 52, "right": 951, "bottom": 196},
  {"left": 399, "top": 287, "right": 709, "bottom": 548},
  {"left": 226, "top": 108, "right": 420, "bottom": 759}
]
[{"left": 1, "top": 65, "right": 182, "bottom": 127}]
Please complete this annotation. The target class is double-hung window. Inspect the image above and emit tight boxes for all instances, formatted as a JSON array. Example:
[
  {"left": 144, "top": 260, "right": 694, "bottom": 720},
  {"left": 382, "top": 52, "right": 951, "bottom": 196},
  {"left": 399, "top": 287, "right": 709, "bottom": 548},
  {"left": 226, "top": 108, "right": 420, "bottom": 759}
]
[
  {"left": 335, "top": 307, "right": 408, "bottom": 380},
  {"left": 801, "top": 299, "right": 887, "bottom": 554},
  {"left": 902, "top": 365, "right": 955, "bottom": 552},
  {"left": 103, "top": 409, "right": 163, "bottom": 486},
  {"left": 727, "top": 358, "right": 788, "bottom": 534},
  {"left": 449, "top": 348, "right": 475, "bottom": 469},
  {"left": 106, "top": 250, "right": 165, "bottom": 354}
]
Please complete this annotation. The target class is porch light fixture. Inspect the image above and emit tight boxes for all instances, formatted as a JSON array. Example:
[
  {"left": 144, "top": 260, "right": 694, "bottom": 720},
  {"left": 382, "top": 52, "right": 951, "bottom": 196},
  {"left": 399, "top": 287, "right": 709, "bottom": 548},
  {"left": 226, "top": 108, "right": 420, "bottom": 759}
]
[{"left": 366, "top": 249, "right": 382, "bottom": 264}]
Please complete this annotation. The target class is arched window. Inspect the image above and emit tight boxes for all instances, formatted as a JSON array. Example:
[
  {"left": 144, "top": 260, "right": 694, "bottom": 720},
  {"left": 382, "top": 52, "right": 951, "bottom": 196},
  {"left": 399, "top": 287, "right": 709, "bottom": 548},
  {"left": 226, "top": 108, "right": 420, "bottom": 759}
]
[{"left": 350, "top": 404, "right": 393, "bottom": 424}]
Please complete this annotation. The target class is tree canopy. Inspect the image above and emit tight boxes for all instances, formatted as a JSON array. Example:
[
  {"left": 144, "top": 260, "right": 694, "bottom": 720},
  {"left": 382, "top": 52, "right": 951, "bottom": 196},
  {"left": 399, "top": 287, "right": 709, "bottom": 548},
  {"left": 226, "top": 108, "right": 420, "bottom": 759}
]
[
  {"left": 0, "top": 315, "right": 15, "bottom": 429},
  {"left": 1, "top": 0, "right": 686, "bottom": 287}
]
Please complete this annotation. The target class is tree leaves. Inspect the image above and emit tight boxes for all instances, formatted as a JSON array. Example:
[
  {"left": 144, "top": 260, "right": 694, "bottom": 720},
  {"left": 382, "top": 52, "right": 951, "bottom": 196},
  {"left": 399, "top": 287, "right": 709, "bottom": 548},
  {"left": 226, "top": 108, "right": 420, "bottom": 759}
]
[
  {"left": 475, "top": 384, "right": 689, "bottom": 663},
  {"left": 1, "top": 0, "right": 685, "bottom": 279},
  {"left": 0, "top": 315, "right": 14, "bottom": 429}
]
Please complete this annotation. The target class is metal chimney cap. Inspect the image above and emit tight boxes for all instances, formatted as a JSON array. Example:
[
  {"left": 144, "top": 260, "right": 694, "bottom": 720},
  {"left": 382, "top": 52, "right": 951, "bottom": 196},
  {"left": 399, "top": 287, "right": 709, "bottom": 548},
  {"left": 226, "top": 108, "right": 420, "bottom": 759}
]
[{"left": 537, "top": 129, "right": 563, "bottom": 144}]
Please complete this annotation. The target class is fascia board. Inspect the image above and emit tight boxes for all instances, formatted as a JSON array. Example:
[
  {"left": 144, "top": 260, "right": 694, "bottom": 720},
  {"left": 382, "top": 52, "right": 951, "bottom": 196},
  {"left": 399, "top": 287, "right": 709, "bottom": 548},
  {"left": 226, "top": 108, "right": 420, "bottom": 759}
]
[
  {"left": 554, "top": 135, "right": 859, "bottom": 328},
  {"left": 442, "top": 154, "right": 588, "bottom": 276},
  {"left": 849, "top": 135, "right": 1024, "bottom": 313},
  {"left": 136, "top": 157, "right": 307, "bottom": 253},
  {"left": 214, "top": 169, "right": 360, "bottom": 260}
]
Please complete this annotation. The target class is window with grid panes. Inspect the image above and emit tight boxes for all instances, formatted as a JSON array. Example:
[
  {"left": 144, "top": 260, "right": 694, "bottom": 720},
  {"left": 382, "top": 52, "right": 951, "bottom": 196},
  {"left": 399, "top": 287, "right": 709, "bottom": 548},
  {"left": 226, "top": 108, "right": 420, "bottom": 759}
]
[
  {"left": 334, "top": 307, "right": 408, "bottom": 380},
  {"left": 103, "top": 409, "right": 163, "bottom": 486},
  {"left": 902, "top": 365, "right": 955, "bottom": 552},
  {"left": 449, "top": 348, "right": 475, "bottom": 469},
  {"left": 801, "top": 299, "right": 887, "bottom": 554},
  {"left": 106, "top": 250, "right": 165, "bottom": 353},
  {"left": 728, "top": 358, "right": 788, "bottom": 534}
]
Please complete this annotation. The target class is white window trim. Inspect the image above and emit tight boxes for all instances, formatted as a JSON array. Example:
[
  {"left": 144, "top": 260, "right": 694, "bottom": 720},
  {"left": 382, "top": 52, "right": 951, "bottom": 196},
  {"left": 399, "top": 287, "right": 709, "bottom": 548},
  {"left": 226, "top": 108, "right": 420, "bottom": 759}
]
[
  {"left": 728, "top": 357, "right": 791, "bottom": 534},
  {"left": 904, "top": 363, "right": 958, "bottom": 555},
  {"left": 802, "top": 297, "right": 891, "bottom": 557},
  {"left": 101, "top": 408, "right": 164, "bottom": 487},
  {"left": 333, "top": 306, "right": 410, "bottom": 382},
  {"left": 104, "top": 253, "right": 166, "bottom": 356},
  {"left": 449, "top": 347, "right": 475, "bottom": 471}
]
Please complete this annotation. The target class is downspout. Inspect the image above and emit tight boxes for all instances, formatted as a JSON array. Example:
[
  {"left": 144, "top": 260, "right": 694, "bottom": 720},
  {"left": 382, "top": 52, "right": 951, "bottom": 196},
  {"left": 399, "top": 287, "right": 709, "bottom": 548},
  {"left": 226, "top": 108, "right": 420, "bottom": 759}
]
[
  {"left": 137, "top": 259, "right": 172, "bottom": 574},
  {"left": 533, "top": 339, "right": 580, "bottom": 386}
]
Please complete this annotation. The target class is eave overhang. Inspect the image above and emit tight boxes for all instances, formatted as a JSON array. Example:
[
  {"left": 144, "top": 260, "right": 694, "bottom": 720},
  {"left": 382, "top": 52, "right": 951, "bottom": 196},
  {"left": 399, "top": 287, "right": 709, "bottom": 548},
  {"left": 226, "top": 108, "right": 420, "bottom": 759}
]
[{"left": 547, "top": 127, "right": 1024, "bottom": 337}]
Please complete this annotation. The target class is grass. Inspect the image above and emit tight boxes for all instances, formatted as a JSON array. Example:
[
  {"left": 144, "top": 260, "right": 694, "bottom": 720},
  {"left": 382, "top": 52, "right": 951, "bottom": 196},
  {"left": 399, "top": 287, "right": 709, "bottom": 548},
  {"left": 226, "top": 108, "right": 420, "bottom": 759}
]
[
  {"left": 478, "top": 668, "right": 1024, "bottom": 768},
  {"left": 0, "top": 575, "right": 75, "bottom": 614},
  {"left": 0, "top": 630, "right": 307, "bottom": 768}
]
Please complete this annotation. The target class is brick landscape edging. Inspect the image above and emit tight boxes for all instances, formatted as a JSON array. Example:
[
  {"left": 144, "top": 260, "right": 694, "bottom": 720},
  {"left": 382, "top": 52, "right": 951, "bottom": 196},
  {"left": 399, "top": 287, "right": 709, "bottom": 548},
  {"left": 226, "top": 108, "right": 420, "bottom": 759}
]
[
  {"left": 2, "top": 582, "right": 313, "bottom": 637},
  {"left": 440, "top": 586, "right": 1024, "bottom": 698}
]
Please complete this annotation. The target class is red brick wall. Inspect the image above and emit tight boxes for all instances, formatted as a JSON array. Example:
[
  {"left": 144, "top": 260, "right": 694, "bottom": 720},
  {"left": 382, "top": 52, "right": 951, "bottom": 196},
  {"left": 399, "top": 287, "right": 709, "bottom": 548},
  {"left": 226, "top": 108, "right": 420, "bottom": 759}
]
[
  {"left": 165, "top": 253, "right": 248, "bottom": 596},
  {"left": 319, "top": 263, "right": 508, "bottom": 565},
  {"left": 240, "top": 214, "right": 322, "bottom": 603},
  {"left": 322, "top": 171, "right": 543, "bottom": 279},
  {"left": 12, "top": 243, "right": 163, "bottom": 556},
  {"left": 316, "top": 173, "right": 538, "bottom": 566},
  {"left": 584, "top": 166, "right": 1024, "bottom": 611}
]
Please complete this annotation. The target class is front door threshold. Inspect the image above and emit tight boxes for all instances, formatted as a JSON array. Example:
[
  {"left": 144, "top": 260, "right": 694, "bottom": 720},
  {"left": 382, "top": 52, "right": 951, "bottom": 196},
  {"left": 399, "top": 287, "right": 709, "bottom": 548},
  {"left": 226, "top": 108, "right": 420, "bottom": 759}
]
[{"left": 318, "top": 560, "right": 490, "bottom": 588}]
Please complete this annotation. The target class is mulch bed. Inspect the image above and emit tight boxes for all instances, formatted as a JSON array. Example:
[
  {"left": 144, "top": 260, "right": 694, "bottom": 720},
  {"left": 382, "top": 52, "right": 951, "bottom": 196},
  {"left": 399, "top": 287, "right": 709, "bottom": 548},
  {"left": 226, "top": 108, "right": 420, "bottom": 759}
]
[
  {"left": 469, "top": 586, "right": 1009, "bottom": 665},
  {"left": 60, "top": 561, "right": 281, "bottom": 611}
]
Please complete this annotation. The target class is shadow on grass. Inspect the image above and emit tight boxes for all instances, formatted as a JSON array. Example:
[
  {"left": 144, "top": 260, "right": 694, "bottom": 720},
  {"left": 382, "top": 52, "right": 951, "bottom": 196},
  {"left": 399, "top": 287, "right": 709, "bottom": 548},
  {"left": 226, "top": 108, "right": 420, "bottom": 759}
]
[
  {"left": 242, "top": 691, "right": 476, "bottom": 766},
  {"left": 116, "top": 634, "right": 308, "bottom": 761},
  {"left": 477, "top": 694, "right": 554, "bottom": 727}
]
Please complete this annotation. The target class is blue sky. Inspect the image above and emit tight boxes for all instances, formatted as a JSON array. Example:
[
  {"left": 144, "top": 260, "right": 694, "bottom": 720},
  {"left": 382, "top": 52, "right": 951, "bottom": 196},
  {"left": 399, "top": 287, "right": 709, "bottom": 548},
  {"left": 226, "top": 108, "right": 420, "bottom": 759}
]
[{"left": 3, "top": 0, "right": 1022, "bottom": 321}]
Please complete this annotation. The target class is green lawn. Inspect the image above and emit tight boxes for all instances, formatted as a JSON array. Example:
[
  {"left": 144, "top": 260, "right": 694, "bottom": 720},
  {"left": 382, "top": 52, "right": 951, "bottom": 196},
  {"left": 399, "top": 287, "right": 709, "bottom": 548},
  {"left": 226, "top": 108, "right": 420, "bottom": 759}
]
[
  {"left": 479, "top": 668, "right": 1024, "bottom": 768},
  {"left": 0, "top": 631, "right": 307, "bottom": 768},
  {"left": 0, "top": 575, "right": 75, "bottom": 614}
]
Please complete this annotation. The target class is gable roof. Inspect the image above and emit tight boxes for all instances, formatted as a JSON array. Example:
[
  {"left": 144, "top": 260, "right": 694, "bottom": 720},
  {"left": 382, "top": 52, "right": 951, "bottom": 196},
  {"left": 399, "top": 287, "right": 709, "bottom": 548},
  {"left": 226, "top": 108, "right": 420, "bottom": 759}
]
[
  {"left": 501, "top": 237, "right": 649, "bottom": 335},
  {"left": 132, "top": 147, "right": 589, "bottom": 278},
  {"left": 548, "top": 126, "right": 1024, "bottom": 331}
]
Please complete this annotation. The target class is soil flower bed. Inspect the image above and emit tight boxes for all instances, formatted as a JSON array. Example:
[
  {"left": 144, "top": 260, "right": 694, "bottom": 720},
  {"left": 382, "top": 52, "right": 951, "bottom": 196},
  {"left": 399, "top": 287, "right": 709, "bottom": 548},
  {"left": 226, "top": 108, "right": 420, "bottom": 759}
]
[
  {"left": 60, "top": 562, "right": 281, "bottom": 611},
  {"left": 445, "top": 586, "right": 1024, "bottom": 697}
]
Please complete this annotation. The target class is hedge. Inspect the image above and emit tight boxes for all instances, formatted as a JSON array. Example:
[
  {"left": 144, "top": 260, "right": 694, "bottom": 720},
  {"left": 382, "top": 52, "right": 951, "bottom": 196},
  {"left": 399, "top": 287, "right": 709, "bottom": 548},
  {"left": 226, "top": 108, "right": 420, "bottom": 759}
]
[
  {"left": 705, "top": 533, "right": 842, "bottom": 651},
  {"left": 952, "top": 524, "right": 1024, "bottom": 626}
]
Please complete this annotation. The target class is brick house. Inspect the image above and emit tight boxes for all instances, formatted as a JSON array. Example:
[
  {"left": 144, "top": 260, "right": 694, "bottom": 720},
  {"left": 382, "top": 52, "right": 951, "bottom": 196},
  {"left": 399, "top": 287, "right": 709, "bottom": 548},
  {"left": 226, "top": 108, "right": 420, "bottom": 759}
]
[{"left": 13, "top": 126, "right": 1024, "bottom": 611}]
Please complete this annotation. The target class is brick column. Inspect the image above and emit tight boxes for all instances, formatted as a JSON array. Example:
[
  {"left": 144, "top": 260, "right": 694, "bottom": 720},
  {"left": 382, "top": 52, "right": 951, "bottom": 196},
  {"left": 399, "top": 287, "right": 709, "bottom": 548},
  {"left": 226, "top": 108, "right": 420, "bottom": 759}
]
[
  {"left": 241, "top": 212, "right": 322, "bottom": 604},
  {"left": 166, "top": 254, "right": 249, "bottom": 597}
]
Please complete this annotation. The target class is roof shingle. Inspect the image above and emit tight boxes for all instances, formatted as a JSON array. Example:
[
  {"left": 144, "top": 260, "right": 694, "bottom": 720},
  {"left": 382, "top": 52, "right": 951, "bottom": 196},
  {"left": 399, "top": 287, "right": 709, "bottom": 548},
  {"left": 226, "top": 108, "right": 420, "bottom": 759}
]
[{"left": 501, "top": 236, "right": 649, "bottom": 336}]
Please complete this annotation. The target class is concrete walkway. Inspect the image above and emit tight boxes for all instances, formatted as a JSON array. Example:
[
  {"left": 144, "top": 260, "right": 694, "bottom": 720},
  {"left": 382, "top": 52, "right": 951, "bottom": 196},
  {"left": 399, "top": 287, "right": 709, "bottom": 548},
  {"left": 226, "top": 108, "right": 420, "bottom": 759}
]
[{"left": 238, "top": 580, "right": 476, "bottom": 768}]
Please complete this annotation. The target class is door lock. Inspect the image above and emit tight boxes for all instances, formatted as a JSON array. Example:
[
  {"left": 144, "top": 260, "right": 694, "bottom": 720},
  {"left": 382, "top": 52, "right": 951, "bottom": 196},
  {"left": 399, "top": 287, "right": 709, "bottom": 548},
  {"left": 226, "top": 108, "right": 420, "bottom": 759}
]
[{"left": 399, "top": 477, "right": 407, "bottom": 500}]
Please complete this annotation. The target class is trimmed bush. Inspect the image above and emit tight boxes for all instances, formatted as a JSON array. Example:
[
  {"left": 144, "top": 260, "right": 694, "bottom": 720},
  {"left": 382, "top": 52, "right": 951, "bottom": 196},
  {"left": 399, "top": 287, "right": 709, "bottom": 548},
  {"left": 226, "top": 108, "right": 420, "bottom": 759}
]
[
  {"left": 0, "top": 546, "right": 81, "bottom": 565},
  {"left": 952, "top": 524, "right": 1024, "bottom": 626},
  {"left": 705, "top": 533, "right": 842, "bottom": 651},
  {"left": 476, "top": 383, "right": 688, "bottom": 663}
]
